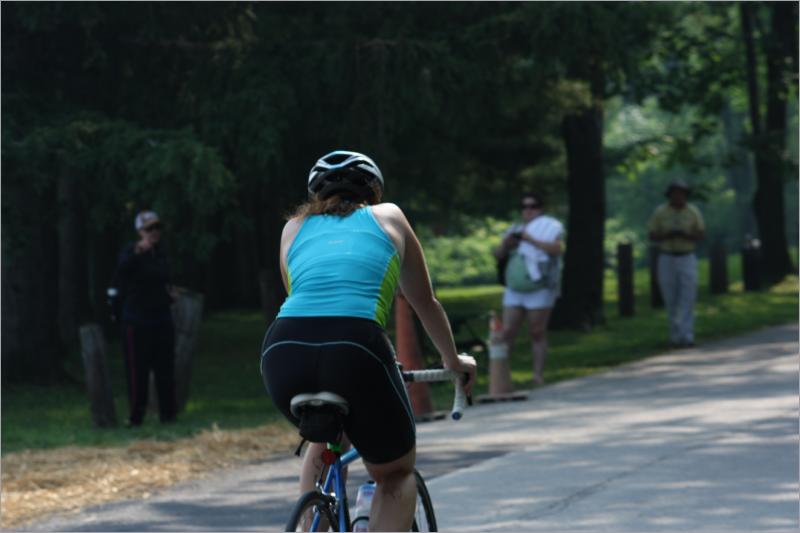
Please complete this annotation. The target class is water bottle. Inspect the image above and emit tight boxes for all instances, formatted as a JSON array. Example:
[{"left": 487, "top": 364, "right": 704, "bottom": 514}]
[{"left": 352, "top": 480, "right": 375, "bottom": 532}]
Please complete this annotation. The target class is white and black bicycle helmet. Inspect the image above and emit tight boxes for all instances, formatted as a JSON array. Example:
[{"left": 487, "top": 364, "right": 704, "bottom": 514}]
[{"left": 307, "top": 150, "right": 384, "bottom": 201}]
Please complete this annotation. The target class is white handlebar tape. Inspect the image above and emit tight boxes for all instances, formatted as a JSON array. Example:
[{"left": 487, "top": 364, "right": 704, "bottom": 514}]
[{"left": 403, "top": 369, "right": 467, "bottom": 420}]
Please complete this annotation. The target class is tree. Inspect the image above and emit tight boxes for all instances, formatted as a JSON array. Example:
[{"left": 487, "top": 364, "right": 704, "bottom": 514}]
[
  {"left": 1, "top": 116, "right": 237, "bottom": 381},
  {"left": 740, "top": 2, "right": 797, "bottom": 283},
  {"left": 186, "top": 2, "right": 567, "bottom": 314},
  {"left": 635, "top": 2, "right": 796, "bottom": 284},
  {"left": 8, "top": 2, "right": 757, "bottom": 382},
  {"left": 517, "top": 3, "right": 675, "bottom": 328},
  {"left": 3, "top": 2, "right": 567, "bottom": 379}
]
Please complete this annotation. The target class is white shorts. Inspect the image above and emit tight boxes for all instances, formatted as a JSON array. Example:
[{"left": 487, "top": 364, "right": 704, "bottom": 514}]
[{"left": 502, "top": 287, "right": 557, "bottom": 310}]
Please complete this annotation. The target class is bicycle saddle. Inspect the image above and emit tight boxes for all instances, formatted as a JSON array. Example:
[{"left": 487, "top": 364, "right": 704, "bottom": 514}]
[{"left": 290, "top": 392, "right": 350, "bottom": 418}]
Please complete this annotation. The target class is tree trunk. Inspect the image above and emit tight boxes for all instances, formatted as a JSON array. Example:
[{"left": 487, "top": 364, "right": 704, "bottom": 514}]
[
  {"left": 57, "top": 172, "right": 87, "bottom": 351},
  {"left": 757, "top": 1, "right": 795, "bottom": 281},
  {"left": 233, "top": 217, "right": 259, "bottom": 307},
  {"left": 709, "top": 242, "right": 729, "bottom": 295},
  {"left": 1, "top": 182, "right": 61, "bottom": 383},
  {"left": 742, "top": 238, "right": 763, "bottom": 291},
  {"left": 721, "top": 102, "right": 757, "bottom": 242},
  {"left": 740, "top": 2, "right": 795, "bottom": 284},
  {"left": 172, "top": 289, "right": 204, "bottom": 412},
  {"left": 2, "top": 242, "right": 61, "bottom": 382},
  {"left": 616, "top": 243, "right": 634, "bottom": 317},
  {"left": 79, "top": 323, "right": 118, "bottom": 427},
  {"left": 649, "top": 246, "right": 664, "bottom": 308},
  {"left": 740, "top": 3, "right": 761, "bottom": 137},
  {"left": 552, "top": 105, "right": 606, "bottom": 329}
]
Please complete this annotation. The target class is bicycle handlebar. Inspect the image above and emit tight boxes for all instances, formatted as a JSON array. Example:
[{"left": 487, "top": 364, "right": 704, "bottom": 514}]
[{"left": 401, "top": 368, "right": 469, "bottom": 420}]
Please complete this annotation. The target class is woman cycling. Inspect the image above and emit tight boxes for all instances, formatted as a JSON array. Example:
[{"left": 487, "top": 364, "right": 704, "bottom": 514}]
[{"left": 261, "top": 150, "right": 476, "bottom": 531}]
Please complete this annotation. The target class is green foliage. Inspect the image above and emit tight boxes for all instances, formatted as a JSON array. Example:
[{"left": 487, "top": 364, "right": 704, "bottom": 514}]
[
  {"left": 605, "top": 217, "right": 647, "bottom": 267},
  {"left": 638, "top": 3, "right": 743, "bottom": 114},
  {"left": 3, "top": 2, "right": 797, "bottom": 383},
  {"left": 2, "top": 116, "right": 238, "bottom": 279},
  {"left": 417, "top": 217, "right": 508, "bottom": 287},
  {"left": 601, "top": 93, "right": 795, "bottom": 258},
  {"left": 1, "top": 2, "right": 711, "bottom": 279},
  {"left": 523, "top": 2, "right": 676, "bottom": 93}
]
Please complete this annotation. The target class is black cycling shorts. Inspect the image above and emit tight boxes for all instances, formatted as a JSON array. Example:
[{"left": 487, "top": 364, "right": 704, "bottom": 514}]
[{"left": 260, "top": 316, "right": 415, "bottom": 464}]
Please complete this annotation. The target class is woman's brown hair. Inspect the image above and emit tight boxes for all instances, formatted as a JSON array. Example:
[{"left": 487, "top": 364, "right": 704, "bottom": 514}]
[{"left": 289, "top": 181, "right": 383, "bottom": 220}]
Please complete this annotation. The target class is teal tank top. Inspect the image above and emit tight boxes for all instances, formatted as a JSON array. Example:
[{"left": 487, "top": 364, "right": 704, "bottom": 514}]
[{"left": 277, "top": 207, "right": 401, "bottom": 327}]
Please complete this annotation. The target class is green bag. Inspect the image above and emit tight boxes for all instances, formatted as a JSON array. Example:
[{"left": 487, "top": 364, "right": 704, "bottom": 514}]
[{"left": 505, "top": 251, "right": 549, "bottom": 293}]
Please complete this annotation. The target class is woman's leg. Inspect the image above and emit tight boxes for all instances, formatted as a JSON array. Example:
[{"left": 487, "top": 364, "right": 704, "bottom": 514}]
[
  {"left": 299, "top": 442, "right": 327, "bottom": 494},
  {"left": 363, "top": 447, "right": 417, "bottom": 532},
  {"left": 298, "top": 435, "right": 352, "bottom": 493},
  {"left": 527, "top": 308, "right": 552, "bottom": 385},
  {"left": 502, "top": 306, "right": 526, "bottom": 352}
]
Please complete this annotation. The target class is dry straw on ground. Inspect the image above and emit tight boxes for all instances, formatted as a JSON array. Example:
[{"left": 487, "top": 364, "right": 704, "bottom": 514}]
[{"left": 1, "top": 423, "right": 298, "bottom": 529}]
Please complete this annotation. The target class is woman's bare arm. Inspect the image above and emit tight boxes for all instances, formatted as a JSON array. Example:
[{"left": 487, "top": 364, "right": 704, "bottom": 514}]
[
  {"left": 279, "top": 218, "right": 303, "bottom": 293},
  {"left": 373, "top": 203, "right": 477, "bottom": 392}
]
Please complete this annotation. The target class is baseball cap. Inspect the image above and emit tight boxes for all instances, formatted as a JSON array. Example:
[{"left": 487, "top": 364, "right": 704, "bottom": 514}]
[
  {"left": 134, "top": 211, "right": 160, "bottom": 231},
  {"left": 664, "top": 180, "right": 691, "bottom": 197}
]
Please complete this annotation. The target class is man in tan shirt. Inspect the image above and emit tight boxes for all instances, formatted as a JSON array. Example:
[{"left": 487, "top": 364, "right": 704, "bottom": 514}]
[{"left": 648, "top": 180, "right": 705, "bottom": 347}]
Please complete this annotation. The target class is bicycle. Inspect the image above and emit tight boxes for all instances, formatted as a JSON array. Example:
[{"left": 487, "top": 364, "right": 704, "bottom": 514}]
[{"left": 284, "top": 368, "right": 468, "bottom": 532}]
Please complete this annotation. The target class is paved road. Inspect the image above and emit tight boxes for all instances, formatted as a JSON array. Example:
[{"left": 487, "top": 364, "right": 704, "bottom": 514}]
[{"left": 14, "top": 324, "right": 798, "bottom": 532}]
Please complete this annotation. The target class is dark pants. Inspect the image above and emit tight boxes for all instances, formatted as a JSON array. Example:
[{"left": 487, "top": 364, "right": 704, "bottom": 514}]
[{"left": 122, "top": 321, "right": 177, "bottom": 425}]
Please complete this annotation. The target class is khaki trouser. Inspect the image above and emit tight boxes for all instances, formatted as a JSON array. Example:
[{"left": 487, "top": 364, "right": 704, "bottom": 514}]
[{"left": 657, "top": 252, "right": 697, "bottom": 344}]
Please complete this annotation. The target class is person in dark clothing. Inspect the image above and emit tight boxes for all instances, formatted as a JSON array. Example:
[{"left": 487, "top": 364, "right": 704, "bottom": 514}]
[{"left": 115, "top": 210, "right": 178, "bottom": 426}]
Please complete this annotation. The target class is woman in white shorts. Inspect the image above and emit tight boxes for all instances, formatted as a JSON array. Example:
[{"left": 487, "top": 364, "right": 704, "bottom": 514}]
[{"left": 495, "top": 193, "right": 564, "bottom": 385}]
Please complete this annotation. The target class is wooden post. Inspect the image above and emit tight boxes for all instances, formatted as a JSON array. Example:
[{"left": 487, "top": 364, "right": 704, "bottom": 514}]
[
  {"left": 172, "top": 289, "right": 204, "bottom": 412},
  {"left": 394, "top": 291, "right": 433, "bottom": 417},
  {"left": 79, "top": 324, "right": 118, "bottom": 428},
  {"left": 742, "top": 238, "right": 762, "bottom": 291},
  {"left": 617, "top": 243, "right": 634, "bottom": 317},
  {"left": 649, "top": 245, "right": 664, "bottom": 308},
  {"left": 709, "top": 242, "right": 729, "bottom": 294}
]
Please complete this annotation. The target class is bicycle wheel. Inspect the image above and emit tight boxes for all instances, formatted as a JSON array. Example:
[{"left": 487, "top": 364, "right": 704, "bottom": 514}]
[
  {"left": 411, "top": 469, "right": 437, "bottom": 532},
  {"left": 285, "top": 491, "right": 339, "bottom": 532}
]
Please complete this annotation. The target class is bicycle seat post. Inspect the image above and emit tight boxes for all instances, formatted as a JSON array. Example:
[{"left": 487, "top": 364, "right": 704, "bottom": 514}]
[{"left": 319, "top": 439, "right": 343, "bottom": 486}]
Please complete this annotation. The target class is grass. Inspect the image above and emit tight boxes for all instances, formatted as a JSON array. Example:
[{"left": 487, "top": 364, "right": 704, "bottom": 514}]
[
  {"left": 1, "top": 313, "right": 284, "bottom": 452},
  {"left": 2, "top": 254, "right": 797, "bottom": 454},
  {"left": 423, "top": 252, "right": 798, "bottom": 409}
]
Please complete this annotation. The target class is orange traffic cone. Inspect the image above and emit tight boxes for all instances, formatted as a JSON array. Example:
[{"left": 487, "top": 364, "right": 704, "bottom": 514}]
[
  {"left": 477, "top": 310, "right": 527, "bottom": 403},
  {"left": 487, "top": 310, "right": 513, "bottom": 396},
  {"left": 394, "top": 291, "right": 433, "bottom": 417}
]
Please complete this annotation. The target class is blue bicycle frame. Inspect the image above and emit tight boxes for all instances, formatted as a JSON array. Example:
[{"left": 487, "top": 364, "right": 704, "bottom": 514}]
[
  {"left": 295, "top": 367, "right": 465, "bottom": 531},
  {"left": 311, "top": 447, "right": 361, "bottom": 531}
]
